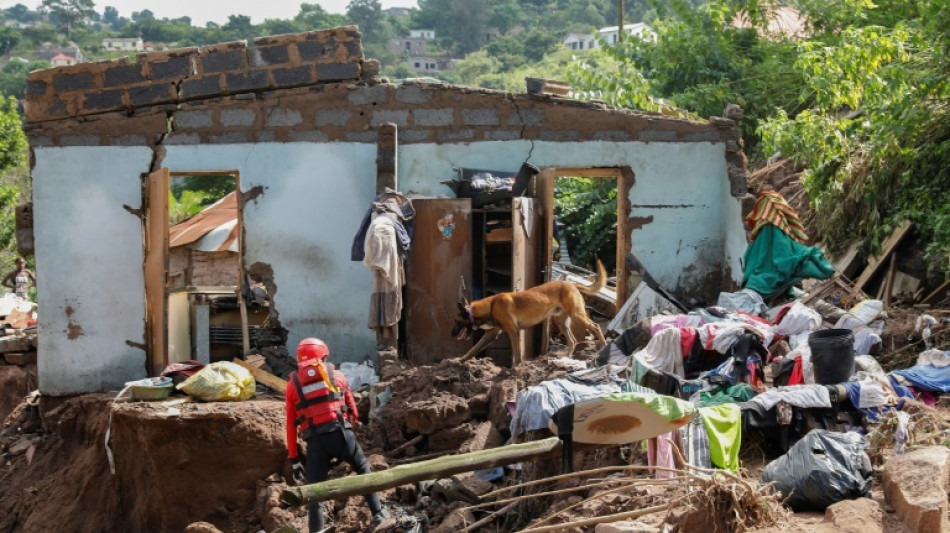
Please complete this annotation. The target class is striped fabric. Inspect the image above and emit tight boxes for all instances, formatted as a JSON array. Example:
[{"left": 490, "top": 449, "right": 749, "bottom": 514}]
[{"left": 745, "top": 190, "right": 809, "bottom": 244}]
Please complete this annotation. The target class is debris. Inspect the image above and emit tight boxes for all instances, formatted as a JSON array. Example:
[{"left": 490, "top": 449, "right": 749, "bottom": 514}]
[
  {"left": 177, "top": 361, "right": 256, "bottom": 402},
  {"left": 854, "top": 220, "right": 912, "bottom": 292},
  {"left": 760, "top": 430, "right": 872, "bottom": 511},
  {"left": 231, "top": 357, "right": 286, "bottom": 394},
  {"left": 823, "top": 497, "right": 884, "bottom": 533},
  {"left": 882, "top": 445, "right": 950, "bottom": 533},
  {"left": 525, "top": 77, "right": 571, "bottom": 96}
]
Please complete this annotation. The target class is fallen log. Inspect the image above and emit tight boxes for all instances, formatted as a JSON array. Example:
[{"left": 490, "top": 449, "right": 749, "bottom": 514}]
[{"left": 281, "top": 436, "right": 611, "bottom": 507}]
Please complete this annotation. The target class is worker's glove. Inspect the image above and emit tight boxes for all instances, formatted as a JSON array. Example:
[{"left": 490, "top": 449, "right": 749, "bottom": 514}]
[{"left": 291, "top": 458, "right": 307, "bottom": 485}]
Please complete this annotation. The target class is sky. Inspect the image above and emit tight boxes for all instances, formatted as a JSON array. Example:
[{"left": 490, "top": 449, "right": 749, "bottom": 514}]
[{"left": 0, "top": 1, "right": 419, "bottom": 26}]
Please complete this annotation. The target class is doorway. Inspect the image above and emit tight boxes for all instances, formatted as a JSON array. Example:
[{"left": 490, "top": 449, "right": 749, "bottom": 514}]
[
  {"left": 535, "top": 167, "right": 631, "bottom": 352},
  {"left": 144, "top": 169, "right": 245, "bottom": 376}
]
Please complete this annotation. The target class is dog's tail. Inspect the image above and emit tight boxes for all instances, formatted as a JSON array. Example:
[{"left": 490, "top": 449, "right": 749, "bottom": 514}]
[{"left": 575, "top": 260, "right": 607, "bottom": 295}]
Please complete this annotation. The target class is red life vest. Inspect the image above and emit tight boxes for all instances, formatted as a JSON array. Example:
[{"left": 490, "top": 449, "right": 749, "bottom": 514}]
[{"left": 291, "top": 362, "right": 346, "bottom": 432}]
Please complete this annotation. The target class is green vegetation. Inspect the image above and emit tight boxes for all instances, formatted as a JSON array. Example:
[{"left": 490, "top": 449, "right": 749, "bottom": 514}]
[
  {"left": 0, "top": 96, "right": 28, "bottom": 278},
  {"left": 554, "top": 177, "right": 617, "bottom": 272}
]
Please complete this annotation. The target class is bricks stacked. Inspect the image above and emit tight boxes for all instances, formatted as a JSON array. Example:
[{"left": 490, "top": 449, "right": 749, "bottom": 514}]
[{"left": 24, "top": 26, "right": 366, "bottom": 123}]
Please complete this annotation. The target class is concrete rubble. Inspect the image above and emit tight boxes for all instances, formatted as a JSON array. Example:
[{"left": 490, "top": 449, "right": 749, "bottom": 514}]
[{"left": 883, "top": 446, "right": 950, "bottom": 533}]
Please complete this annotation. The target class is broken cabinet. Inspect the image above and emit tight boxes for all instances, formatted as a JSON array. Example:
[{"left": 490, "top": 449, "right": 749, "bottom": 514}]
[
  {"left": 405, "top": 199, "right": 474, "bottom": 364},
  {"left": 471, "top": 197, "right": 543, "bottom": 366}
]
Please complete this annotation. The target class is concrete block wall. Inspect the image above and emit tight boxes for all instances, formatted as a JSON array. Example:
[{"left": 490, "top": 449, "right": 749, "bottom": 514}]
[
  {"left": 24, "top": 26, "right": 370, "bottom": 123},
  {"left": 25, "top": 82, "right": 741, "bottom": 150}
]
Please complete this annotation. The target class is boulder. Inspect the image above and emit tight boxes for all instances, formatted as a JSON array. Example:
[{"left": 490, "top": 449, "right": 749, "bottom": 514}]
[
  {"left": 883, "top": 446, "right": 950, "bottom": 533},
  {"left": 824, "top": 497, "right": 883, "bottom": 533}
]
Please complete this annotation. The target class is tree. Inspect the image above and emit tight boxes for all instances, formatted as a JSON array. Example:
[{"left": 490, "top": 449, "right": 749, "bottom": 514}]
[
  {"left": 102, "top": 5, "right": 118, "bottom": 25},
  {"left": 0, "top": 97, "right": 26, "bottom": 173},
  {"left": 42, "top": 0, "right": 96, "bottom": 39},
  {"left": 0, "top": 26, "right": 21, "bottom": 56},
  {"left": 131, "top": 9, "right": 153, "bottom": 21},
  {"left": 347, "top": 0, "right": 384, "bottom": 37}
]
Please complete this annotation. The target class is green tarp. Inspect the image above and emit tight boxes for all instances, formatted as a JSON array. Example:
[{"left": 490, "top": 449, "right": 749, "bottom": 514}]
[{"left": 742, "top": 224, "right": 834, "bottom": 298}]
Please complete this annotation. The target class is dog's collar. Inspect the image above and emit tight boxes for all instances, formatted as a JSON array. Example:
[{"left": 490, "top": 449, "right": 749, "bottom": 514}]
[{"left": 467, "top": 305, "right": 475, "bottom": 326}]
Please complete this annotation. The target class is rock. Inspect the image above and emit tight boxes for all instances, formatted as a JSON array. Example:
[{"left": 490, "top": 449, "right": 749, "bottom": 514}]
[
  {"left": 883, "top": 446, "right": 950, "bottom": 533},
  {"left": 459, "top": 420, "right": 503, "bottom": 454},
  {"left": 429, "top": 422, "right": 477, "bottom": 451},
  {"left": 488, "top": 380, "right": 518, "bottom": 432},
  {"left": 403, "top": 392, "right": 470, "bottom": 434},
  {"left": 8, "top": 436, "right": 32, "bottom": 455},
  {"left": 430, "top": 506, "right": 475, "bottom": 533},
  {"left": 824, "top": 498, "right": 883, "bottom": 533},
  {"left": 594, "top": 521, "right": 659, "bottom": 533}
]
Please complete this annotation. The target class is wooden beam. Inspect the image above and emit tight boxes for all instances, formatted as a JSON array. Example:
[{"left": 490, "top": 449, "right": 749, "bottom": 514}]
[
  {"left": 921, "top": 279, "right": 950, "bottom": 305},
  {"left": 854, "top": 220, "right": 912, "bottom": 291},
  {"left": 231, "top": 357, "right": 286, "bottom": 394},
  {"left": 280, "top": 437, "right": 612, "bottom": 507}
]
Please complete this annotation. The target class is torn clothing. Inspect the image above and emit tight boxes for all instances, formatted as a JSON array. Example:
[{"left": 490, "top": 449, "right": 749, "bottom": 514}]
[
  {"left": 365, "top": 213, "right": 405, "bottom": 340},
  {"left": 351, "top": 191, "right": 415, "bottom": 262}
]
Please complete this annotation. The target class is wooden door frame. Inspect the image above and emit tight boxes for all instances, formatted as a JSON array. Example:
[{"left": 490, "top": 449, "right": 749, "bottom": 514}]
[
  {"left": 535, "top": 166, "right": 632, "bottom": 353},
  {"left": 145, "top": 170, "right": 242, "bottom": 376}
]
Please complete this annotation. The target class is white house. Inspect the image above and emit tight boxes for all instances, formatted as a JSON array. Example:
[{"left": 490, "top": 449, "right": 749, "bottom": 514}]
[
  {"left": 102, "top": 37, "right": 144, "bottom": 52},
  {"left": 563, "top": 23, "right": 653, "bottom": 50},
  {"left": 409, "top": 29, "right": 435, "bottom": 40},
  {"left": 407, "top": 55, "right": 440, "bottom": 74},
  {"left": 563, "top": 33, "right": 597, "bottom": 51},
  {"left": 49, "top": 53, "right": 77, "bottom": 67}
]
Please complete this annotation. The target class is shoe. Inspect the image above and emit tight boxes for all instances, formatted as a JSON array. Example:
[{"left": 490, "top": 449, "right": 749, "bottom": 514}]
[{"left": 371, "top": 508, "right": 396, "bottom": 532}]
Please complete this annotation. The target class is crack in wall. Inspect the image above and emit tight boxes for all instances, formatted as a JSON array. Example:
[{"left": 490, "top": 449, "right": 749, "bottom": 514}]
[{"left": 508, "top": 95, "right": 535, "bottom": 163}]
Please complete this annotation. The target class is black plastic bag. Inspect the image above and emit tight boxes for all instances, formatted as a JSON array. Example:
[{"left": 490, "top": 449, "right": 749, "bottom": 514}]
[{"left": 760, "top": 429, "right": 872, "bottom": 511}]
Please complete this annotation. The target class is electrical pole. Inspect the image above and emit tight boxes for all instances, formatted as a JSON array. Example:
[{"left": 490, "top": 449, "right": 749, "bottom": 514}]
[{"left": 618, "top": 0, "right": 624, "bottom": 43}]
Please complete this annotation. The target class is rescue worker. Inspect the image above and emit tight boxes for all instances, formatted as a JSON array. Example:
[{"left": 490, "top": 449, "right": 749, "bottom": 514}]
[{"left": 285, "top": 337, "right": 390, "bottom": 532}]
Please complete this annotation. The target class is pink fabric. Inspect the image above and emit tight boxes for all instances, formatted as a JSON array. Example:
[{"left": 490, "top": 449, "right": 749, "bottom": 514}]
[
  {"left": 910, "top": 387, "right": 936, "bottom": 407},
  {"left": 647, "top": 433, "right": 677, "bottom": 479},
  {"left": 680, "top": 327, "right": 697, "bottom": 357}
]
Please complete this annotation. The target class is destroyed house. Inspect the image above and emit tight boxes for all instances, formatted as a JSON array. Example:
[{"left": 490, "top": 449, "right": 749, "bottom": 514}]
[{"left": 23, "top": 26, "right": 750, "bottom": 395}]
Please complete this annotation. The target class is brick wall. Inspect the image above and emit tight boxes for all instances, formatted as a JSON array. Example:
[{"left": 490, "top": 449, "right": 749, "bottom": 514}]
[
  {"left": 25, "top": 82, "right": 740, "bottom": 149},
  {"left": 24, "top": 26, "right": 373, "bottom": 123}
]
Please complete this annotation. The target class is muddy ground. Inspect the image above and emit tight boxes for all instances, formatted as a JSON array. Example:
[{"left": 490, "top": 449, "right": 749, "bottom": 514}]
[{"left": 0, "top": 330, "right": 946, "bottom": 532}]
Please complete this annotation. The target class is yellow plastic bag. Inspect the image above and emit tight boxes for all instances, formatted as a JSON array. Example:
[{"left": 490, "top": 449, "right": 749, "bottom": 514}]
[{"left": 177, "top": 361, "right": 256, "bottom": 402}]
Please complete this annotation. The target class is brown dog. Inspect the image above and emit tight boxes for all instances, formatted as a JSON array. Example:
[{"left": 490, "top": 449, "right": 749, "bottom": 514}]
[{"left": 452, "top": 260, "right": 608, "bottom": 365}]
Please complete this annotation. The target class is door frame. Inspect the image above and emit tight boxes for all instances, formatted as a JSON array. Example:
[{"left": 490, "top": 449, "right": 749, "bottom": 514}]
[
  {"left": 535, "top": 166, "right": 632, "bottom": 353},
  {"left": 144, "top": 169, "right": 243, "bottom": 376}
]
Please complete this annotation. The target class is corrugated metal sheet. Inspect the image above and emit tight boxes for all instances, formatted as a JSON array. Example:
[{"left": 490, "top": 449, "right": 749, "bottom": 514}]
[{"left": 168, "top": 192, "right": 239, "bottom": 252}]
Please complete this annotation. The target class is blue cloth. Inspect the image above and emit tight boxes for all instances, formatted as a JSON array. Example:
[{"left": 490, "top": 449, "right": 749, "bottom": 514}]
[
  {"left": 351, "top": 192, "right": 415, "bottom": 261},
  {"left": 887, "top": 375, "right": 916, "bottom": 400},
  {"left": 892, "top": 364, "right": 950, "bottom": 393},
  {"left": 510, "top": 377, "right": 623, "bottom": 435},
  {"left": 842, "top": 381, "right": 905, "bottom": 422}
]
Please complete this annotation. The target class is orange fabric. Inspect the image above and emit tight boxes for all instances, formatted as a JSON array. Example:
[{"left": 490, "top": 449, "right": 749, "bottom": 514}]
[{"left": 745, "top": 190, "right": 809, "bottom": 244}]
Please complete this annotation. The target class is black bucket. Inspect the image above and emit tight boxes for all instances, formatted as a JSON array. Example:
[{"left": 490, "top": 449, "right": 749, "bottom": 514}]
[{"left": 808, "top": 329, "right": 855, "bottom": 385}]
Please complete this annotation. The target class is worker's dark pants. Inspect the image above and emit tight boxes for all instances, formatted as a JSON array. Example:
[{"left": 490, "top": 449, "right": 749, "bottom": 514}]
[{"left": 305, "top": 426, "right": 382, "bottom": 532}]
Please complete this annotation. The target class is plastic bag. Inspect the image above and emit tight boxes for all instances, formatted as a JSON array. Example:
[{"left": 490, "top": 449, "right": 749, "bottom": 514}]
[
  {"left": 177, "top": 361, "right": 256, "bottom": 402},
  {"left": 760, "top": 430, "right": 872, "bottom": 511}
]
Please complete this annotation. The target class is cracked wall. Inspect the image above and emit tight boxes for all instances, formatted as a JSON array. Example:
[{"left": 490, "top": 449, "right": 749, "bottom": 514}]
[{"left": 24, "top": 26, "right": 749, "bottom": 394}]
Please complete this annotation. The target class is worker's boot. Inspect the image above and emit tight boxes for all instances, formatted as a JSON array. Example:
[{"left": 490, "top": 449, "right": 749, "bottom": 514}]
[{"left": 371, "top": 507, "right": 396, "bottom": 532}]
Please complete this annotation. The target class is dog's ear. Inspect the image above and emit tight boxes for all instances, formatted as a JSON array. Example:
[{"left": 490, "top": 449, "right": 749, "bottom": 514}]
[{"left": 458, "top": 301, "right": 468, "bottom": 315}]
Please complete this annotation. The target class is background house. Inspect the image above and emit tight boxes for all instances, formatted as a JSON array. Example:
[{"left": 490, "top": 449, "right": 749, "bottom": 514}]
[
  {"left": 388, "top": 37, "right": 427, "bottom": 57},
  {"left": 410, "top": 29, "right": 435, "bottom": 40},
  {"left": 102, "top": 37, "right": 144, "bottom": 53},
  {"left": 563, "top": 23, "right": 653, "bottom": 49},
  {"left": 49, "top": 53, "right": 76, "bottom": 67}
]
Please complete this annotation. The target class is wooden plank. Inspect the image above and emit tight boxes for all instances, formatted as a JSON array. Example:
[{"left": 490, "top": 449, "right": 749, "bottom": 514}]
[
  {"left": 536, "top": 169, "right": 556, "bottom": 356},
  {"left": 921, "top": 279, "right": 950, "bottom": 305},
  {"left": 854, "top": 220, "right": 912, "bottom": 291},
  {"left": 550, "top": 167, "right": 622, "bottom": 179},
  {"left": 145, "top": 168, "right": 170, "bottom": 377},
  {"left": 882, "top": 254, "right": 897, "bottom": 306},
  {"left": 617, "top": 166, "right": 634, "bottom": 309},
  {"left": 405, "top": 199, "right": 473, "bottom": 364},
  {"left": 231, "top": 357, "right": 286, "bottom": 394}
]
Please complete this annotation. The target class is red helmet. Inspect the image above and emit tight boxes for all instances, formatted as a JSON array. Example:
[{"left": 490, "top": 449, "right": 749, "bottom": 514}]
[{"left": 297, "top": 338, "right": 329, "bottom": 367}]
